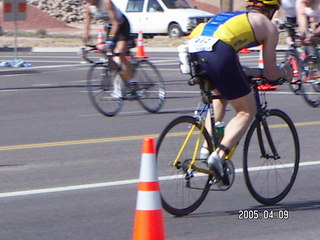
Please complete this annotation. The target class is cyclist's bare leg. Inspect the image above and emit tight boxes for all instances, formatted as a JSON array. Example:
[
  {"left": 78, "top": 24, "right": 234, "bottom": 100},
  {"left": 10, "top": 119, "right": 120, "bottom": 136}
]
[
  {"left": 214, "top": 97, "right": 228, "bottom": 122},
  {"left": 114, "top": 40, "right": 134, "bottom": 81},
  {"left": 217, "top": 92, "right": 256, "bottom": 159},
  {"left": 203, "top": 96, "right": 227, "bottom": 149},
  {"left": 207, "top": 92, "right": 256, "bottom": 177}
]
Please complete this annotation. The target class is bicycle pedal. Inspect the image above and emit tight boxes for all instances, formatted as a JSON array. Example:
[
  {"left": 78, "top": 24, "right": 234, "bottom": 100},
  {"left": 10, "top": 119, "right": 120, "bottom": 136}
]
[
  {"left": 209, "top": 177, "right": 219, "bottom": 185},
  {"left": 216, "top": 160, "right": 235, "bottom": 191}
]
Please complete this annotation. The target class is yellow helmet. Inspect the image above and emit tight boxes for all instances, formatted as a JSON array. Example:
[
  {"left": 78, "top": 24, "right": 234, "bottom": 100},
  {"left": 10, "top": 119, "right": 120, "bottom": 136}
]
[{"left": 247, "top": 0, "right": 281, "bottom": 9}]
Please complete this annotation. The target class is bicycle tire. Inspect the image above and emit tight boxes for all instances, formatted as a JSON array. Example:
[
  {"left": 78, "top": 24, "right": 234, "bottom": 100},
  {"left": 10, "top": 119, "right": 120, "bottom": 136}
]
[
  {"left": 135, "top": 60, "right": 165, "bottom": 113},
  {"left": 87, "top": 62, "right": 123, "bottom": 117},
  {"left": 300, "top": 56, "right": 320, "bottom": 107},
  {"left": 243, "top": 109, "right": 300, "bottom": 205},
  {"left": 156, "top": 116, "right": 213, "bottom": 216}
]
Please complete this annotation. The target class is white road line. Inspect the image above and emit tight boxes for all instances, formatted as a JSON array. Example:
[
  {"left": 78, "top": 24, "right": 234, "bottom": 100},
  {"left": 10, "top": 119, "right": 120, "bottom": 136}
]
[
  {"left": 0, "top": 160, "right": 319, "bottom": 199},
  {"left": 0, "top": 179, "right": 139, "bottom": 198}
]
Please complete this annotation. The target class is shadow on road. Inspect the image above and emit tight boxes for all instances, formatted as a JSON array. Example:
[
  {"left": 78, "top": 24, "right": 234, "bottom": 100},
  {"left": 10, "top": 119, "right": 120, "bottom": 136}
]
[{"left": 181, "top": 200, "right": 320, "bottom": 219}]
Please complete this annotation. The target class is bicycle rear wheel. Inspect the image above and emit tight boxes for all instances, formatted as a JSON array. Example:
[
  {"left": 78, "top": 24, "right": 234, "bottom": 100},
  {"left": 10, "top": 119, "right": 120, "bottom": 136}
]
[
  {"left": 87, "top": 62, "right": 123, "bottom": 117},
  {"left": 135, "top": 60, "right": 165, "bottom": 113},
  {"left": 243, "top": 109, "right": 300, "bottom": 205},
  {"left": 300, "top": 56, "right": 320, "bottom": 107},
  {"left": 156, "top": 116, "right": 213, "bottom": 216}
]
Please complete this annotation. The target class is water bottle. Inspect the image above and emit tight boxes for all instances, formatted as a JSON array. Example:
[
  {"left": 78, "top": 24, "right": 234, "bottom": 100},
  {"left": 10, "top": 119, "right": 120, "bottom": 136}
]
[
  {"left": 215, "top": 121, "right": 225, "bottom": 143},
  {"left": 178, "top": 44, "right": 190, "bottom": 74}
]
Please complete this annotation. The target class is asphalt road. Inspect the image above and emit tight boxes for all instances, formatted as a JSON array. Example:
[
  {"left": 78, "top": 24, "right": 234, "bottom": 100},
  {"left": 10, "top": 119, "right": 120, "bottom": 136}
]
[{"left": 0, "top": 50, "right": 319, "bottom": 240}]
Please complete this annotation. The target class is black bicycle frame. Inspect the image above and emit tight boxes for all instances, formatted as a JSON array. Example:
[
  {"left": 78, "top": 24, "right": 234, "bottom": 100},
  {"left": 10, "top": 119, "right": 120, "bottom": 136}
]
[{"left": 252, "top": 87, "right": 279, "bottom": 159}]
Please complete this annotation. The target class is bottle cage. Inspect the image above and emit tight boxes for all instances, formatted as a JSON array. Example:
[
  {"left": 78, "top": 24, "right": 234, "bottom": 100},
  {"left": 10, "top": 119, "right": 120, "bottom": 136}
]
[{"left": 187, "top": 53, "right": 212, "bottom": 104}]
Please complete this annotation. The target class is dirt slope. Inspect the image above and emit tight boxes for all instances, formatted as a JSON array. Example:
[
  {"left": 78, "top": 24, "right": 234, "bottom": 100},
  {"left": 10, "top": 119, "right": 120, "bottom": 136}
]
[{"left": 0, "top": 3, "right": 77, "bottom": 32}]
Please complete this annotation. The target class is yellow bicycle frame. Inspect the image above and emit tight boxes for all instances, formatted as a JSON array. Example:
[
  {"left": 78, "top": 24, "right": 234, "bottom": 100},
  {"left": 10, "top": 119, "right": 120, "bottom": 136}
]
[{"left": 171, "top": 116, "right": 238, "bottom": 173}]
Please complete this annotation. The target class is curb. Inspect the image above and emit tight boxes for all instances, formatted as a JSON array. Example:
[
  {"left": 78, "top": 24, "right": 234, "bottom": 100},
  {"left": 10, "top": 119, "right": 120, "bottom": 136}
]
[{"left": 0, "top": 47, "right": 33, "bottom": 52}]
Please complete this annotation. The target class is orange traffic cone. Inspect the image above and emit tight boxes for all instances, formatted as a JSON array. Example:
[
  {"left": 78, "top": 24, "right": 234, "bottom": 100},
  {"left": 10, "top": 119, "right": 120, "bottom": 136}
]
[
  {"left": 257, "top": 45, "right": 278, "bottom": 91},
  {"left": 239, "top": 48, "right": 251, "bottom": 53},
  {"left": 132, "top": 138, "right": 165, "bottom": 240},
  {"left": 94, "top": 28, "right": 104, "bottom": 53},
  {"left": 135, "top": 30, "right": 149, "bottom": 59}
]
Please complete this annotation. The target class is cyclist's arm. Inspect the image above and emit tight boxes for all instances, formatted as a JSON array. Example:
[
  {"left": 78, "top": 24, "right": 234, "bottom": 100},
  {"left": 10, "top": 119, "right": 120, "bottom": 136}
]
[
  {"left": 296, "top": 0, "right": 310, "bottom": 38},
  {"left": 311, "top": 23, "right": 320, "bottom": 37},
  {"left": 83, "top": 4, "right": 93, "bottom": 44},
  {"left": 104, "top": 0, "right": 120, "bottom": 38},
  {"left": 242, "top": 66, "right": 262, "bottom": 78},
  {"left": 248, "top": 12, "right": 286, "bottom": 81}
]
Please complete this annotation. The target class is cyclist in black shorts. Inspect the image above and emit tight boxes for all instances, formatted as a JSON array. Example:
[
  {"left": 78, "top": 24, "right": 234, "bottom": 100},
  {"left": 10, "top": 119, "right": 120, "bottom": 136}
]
[
  {"left": 187, "top": 0, "right": 293, "bottom": 182},
  {"left": 83, "top": 0, "right": 136, "bottom": 88}
]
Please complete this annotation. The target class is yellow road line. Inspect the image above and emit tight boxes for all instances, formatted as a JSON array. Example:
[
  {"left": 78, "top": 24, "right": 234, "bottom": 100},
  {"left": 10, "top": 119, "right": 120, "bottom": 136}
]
[
  {"left": 294, "top": 121, "right": 320, "bottom": 127},
  {"left": 0, "top": 134, "right": 159, "bottom": 151},
  {"left": 270, "top": 121, "right": 320, "bottom": 128},
  {"left": 0, "top": 121, "right": 319, "bottom": 151}
]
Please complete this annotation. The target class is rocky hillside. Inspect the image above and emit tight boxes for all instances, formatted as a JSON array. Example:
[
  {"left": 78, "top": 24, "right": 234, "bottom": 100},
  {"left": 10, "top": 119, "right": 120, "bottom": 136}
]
[{"left": 27, "top": 0, "right": 86, "bottom": 23}]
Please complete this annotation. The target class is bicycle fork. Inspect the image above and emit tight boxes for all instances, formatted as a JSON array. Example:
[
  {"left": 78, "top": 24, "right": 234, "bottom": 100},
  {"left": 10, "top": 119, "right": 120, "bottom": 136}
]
[{"left": 256, "top": 116, "right": 280, "bottom": 160}]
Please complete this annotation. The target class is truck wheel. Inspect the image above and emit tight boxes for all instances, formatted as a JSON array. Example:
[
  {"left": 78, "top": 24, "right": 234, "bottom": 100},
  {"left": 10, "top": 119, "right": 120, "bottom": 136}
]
[{"left": 168, "top": 24, "right": 182, "bottom": 38}]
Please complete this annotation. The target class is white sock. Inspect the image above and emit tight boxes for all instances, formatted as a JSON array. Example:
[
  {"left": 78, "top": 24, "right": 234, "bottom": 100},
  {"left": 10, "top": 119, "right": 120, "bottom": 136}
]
[{"left": 199, "top": 147, "right": 210, "bottom": 159}]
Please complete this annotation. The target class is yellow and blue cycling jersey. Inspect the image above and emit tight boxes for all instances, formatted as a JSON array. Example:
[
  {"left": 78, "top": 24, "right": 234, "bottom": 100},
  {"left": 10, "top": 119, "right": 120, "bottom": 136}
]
[{"left": 189, "top": 11, "right": 259, "bottom": 52}]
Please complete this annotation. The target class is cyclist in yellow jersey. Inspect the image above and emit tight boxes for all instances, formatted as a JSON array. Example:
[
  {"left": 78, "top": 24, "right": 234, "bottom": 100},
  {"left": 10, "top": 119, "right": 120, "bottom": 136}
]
[{"left": 188, "top": 0, "right": 293, "bottom": 184}]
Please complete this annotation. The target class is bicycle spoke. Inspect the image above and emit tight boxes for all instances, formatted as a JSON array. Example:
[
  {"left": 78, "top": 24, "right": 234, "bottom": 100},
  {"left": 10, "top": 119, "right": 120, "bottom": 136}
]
[
  {"left": 156, "top": 116, "right": 212, "bottom": 216},
  {"left": 135, "top": 60, "right": 165, "bottom": 113},
  {"left": 87, "top": 63, "right": 123, "bottom": 116},
  {"left": 243, "top": 109, "right": 299, "bottom": 205}
]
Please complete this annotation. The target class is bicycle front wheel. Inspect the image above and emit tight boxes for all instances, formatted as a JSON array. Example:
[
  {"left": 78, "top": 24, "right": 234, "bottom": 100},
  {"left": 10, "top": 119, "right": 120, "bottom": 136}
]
[
  {"left": 87, "top": 62, "right": 123, "bottom": 117},
  {"left": 135, "top": 60, "right": 165, "bottom": 113},
  {"left": 243, "top": 109, "right": 300, "bottom": 205},
  {"left": 300, "top": 56, "right": 320, "bottom": 107},
  {"left": 156, "top": 116, "right": 213, "bottom": 216}
]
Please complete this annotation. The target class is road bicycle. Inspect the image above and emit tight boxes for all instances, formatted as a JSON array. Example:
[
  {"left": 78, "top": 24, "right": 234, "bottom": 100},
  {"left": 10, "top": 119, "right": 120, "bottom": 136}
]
[
  {"left": 156, "top": 58, "right": 300, "bottom": 216},
  {"left": 280, "top": 21, "right": 320, "bottom": 108},
  {"left": 79, "top": 45, "right": 165, "bottom": 117}
]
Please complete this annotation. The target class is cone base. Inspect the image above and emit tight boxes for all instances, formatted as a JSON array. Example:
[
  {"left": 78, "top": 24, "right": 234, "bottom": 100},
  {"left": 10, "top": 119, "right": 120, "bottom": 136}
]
[
  {"left": 135, "top": 50, "right": 149, "bottom": 59},
  {"left": 132, "top": 210, "right": 165, "bottom": 240}
]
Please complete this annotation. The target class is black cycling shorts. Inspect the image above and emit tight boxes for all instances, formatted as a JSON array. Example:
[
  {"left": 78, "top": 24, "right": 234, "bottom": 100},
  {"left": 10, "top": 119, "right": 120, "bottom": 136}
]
[
  {"left": 105, "top": 15, "right": 131, "bottom": 41},
  {"left": 196, "top": 40, "right": 251, "bottom": 100}
]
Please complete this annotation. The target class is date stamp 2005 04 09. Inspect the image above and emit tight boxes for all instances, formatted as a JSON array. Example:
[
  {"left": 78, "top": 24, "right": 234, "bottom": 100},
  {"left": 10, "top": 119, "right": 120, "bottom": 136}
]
[{"left": 238, "top": 209, "right": 289, "bottom": 220}]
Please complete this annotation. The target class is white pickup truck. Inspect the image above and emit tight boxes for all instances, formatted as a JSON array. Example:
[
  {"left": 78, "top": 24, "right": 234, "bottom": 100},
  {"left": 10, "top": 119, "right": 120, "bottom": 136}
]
[{"left": 114, "top": 0, "right": 214, "bottom": 38}]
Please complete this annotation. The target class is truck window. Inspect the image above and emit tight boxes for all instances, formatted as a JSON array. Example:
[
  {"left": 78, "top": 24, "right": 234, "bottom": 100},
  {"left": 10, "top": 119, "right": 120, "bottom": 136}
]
[
  {"left": 162, "top": 0, "right": 192, "bottom": 9},
  {"left": 126, "top": 0, "right": 144, "bottom": 12},
  {"left": 147, "top": 0, "right": 163, "bottom": 12}
]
